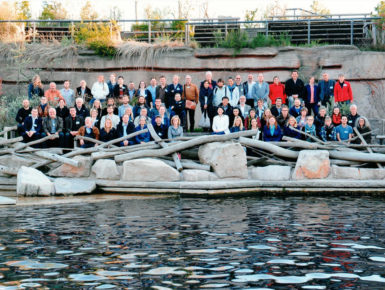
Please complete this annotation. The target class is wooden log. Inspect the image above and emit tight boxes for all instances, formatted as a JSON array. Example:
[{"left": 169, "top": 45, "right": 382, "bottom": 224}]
[
  {"left": 115, "top": 130, "right": 258, "bottom": 162},
  {"left": 239, "top": 137, "right": 299, "bottom": 159},
  {"left": 289, "top": 126, "right": 327, "bottom": 145},
  {"left": 181, "top": 149, "right": 200, "bottom": 160},
  {"left": 31, "top": 129, "right": 150, "bottom": 169},
  {"left": 0, "top": 126, "right": 17, "bottom": 137},
  {"left": 13, "top": 134, "right": 58, "bottom": 152},
  {"left": 0, "top": 165, "right": 18, "bottom": 176},
  {"left": 161, "top": 158, "right": 210, "bottom": 171},
  {"left": 329, "top": 150, "right": 385, "bottom": 163},
  {"left": 354, "top": 127, "right": 382, "bottom": 169},
  {"left": 281, "top": 136, "right": 332, "bottom": 149},
  {"left": 147, "top": 123, "right": 183, "bottom": 171},
  {"left": 74, "top": 135, "right": 109, "bottom": 146},
  {"left": 0, "top": 136, "right": 23, "bottom": 146},
  {"left": 34, "top": 151, "right": 80, "bottom": 167},
  {"left": 91, "top": 144, "right": 161, "bottom": 160}
]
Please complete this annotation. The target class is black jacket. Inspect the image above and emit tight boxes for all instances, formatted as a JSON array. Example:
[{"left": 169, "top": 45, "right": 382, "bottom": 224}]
[
  {"left": 64, "top": 115, "right": 84, "bottom": 133},
  {"left": 23, "top": 116, "right": 42, "bottom": 134},
  {"left": 153, "top": 123, "right": 168, "bottom": 140},
  {"left": 16, "top": 107, "right": 32, "bottom": 124},
  {"left": 285, "top": 78, "right": 305, "bottom": 98},
  {"left": 199, "top": 87, "right": 214, "bottom": 110},
  {"left": 116, "top": 121, "right": 135, "bottom": 143},
  {"left": 165, "top": 83, "right": 183, "bottom": 108},
  {"left": 56, "top": 106, "right": 70, "bottom": 121},
  {"left": 113, "top": 84, "right": 128, "bottom": 98},
  {"left": 100, "top": 127, "right": 118, "bottom": 142},
  {"left": 76, "top": 86, "right": 93, "bottom": 102},
  {"left": 75, "top": 105, "right": 90, "bottom": 119}
]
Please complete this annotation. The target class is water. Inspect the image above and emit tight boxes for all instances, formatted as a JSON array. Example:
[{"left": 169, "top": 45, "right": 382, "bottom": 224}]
[{"left": 1, "top": 196, "right": 385, "bottom": 289}]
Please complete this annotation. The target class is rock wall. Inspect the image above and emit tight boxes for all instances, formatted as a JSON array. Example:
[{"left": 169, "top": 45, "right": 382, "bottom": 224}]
[{"left": 1, "top": 45, "right": 385, "bottom": 119}]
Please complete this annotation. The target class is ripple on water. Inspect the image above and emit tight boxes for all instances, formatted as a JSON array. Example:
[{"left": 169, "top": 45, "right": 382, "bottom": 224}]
[
  {"left": 144, "top": 267, "right": 186, "bottom": 275},
  {"left": 369, "top": 257, "right": 385, "bottom": 262},
  {"left": 95, "top": 270, "right": 135, "bottom": 276},
  {"left": 186, "top": 249, "right": 221, "bottom": 254},
  {"left": 248, "top": 245, "right": 277, "bottom": 250},
  {"left": 267, "top": 259, "right": 296, "bottom": 265},
  {"left": 200, "top": 283, "right": 230, "bottom": 288},
  {"left": 69, "top": 274, "right": 107, "bottom": 282},
  {"left": 95, "top": 284, "right": 117, "bottom": 289},
  {"left": 5, "top": 260, "right": 68, "bottom": 270}
]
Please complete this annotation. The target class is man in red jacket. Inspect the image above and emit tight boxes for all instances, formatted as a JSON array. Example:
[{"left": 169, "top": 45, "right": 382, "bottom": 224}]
[{"left": 334, "top": 73, "right": 353, "bottom": 105}]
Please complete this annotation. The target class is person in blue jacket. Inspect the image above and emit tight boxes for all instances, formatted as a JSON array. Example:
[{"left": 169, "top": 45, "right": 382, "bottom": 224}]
[
  {"left": 283, "top": 116, "right": 302, "bottom": 139},
  {"left": 135, "top": 116, "right": 151, "bottom": 144},
  {"left": 165, "top": 75, "right": 183, "bottom": 109},
  {"left": 263, "top": 116, "right": 282, "bottom": 141}
]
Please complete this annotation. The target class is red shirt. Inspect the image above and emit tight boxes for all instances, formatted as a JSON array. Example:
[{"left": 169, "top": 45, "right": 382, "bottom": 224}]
[{"left": 269, "top": 83, "right": 287, "bottom": 105}]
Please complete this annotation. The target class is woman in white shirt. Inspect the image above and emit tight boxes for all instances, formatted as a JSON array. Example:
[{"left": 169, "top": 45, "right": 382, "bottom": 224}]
[{"left": 212, "top": 106, "right": 229, "bottom": 135}]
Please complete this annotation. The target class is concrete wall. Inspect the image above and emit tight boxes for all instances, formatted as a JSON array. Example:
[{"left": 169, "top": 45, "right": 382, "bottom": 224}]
[{"left": 1, "top": 45, "right": 385, "bottom": 119}]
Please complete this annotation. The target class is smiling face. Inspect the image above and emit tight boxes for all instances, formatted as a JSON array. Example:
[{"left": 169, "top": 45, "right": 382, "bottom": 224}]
[{"left": 70, "top": 107, "right": 76, "bottom": 117}]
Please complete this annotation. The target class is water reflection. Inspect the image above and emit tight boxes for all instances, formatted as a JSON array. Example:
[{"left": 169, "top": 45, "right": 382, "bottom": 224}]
[{"left": 0, "top": 196, "right": 385, "bottom": 288}]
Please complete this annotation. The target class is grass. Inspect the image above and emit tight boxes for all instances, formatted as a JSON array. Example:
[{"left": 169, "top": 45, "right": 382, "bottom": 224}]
[{"left": 215, "top": 30, "right": 291, "bottom": 54}]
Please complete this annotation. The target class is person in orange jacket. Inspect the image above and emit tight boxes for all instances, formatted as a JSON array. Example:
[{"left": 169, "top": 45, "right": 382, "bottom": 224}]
[{"left": 269, "top": 76, "right": 287, "bottom": 105}]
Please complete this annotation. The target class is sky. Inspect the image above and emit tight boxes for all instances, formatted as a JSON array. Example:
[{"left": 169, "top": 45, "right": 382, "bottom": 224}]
[{"left": 19, "top": 0, "right": 382, "bottom": 20}]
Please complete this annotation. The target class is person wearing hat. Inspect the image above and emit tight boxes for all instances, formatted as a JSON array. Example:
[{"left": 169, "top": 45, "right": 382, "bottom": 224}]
[{"left": 153, "top": 114, "right": 168, "bottom": 140}]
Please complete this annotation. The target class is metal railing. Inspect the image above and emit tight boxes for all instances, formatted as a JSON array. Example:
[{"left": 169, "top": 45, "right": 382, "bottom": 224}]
[{"left": 0, "top": 16, "right": 381, "bottom": 46}]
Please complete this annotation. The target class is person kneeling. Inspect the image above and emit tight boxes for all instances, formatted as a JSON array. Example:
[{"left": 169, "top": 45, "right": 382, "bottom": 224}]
[
  {"left": 212, "top": 106, "right": 229, "bottom": 135},
  {"left": 78, "top": 117, "right": 100, "bottom": 148}
]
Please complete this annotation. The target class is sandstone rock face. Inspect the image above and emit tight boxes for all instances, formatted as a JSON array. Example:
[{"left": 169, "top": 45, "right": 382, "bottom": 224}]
[
  {"left": 92, "top": 159, "right": 120, "bottom": 180},
  {"left": 122, "top": 159, "right": 180, "bottom": 182},
  {"left": 198, "top": 142, "right": 248, "bottom": 179},
  {"left": 331, "top": 165, "right": 385, "bottom": 180},
  {"left": 48, "top": 156, "right": 92, "bottom": 178},
  {"left": 54, "top": 178, "right": 96, "bottom": 195},
  {"left": 249, "top": 165, "right": 292, "bottom": 181},
  {"left": 17, "top": 166, "right": 54, "bottom": 196},
  {"left": 182, "top": 169, "right": 218, "bottom": 182},
  {"left": 292, "top": 150, "right": 330, "bottom": 180}
]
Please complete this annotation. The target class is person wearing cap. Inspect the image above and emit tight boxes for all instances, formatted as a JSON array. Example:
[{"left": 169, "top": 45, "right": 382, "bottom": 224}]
[
  {"left": 153, "top": 114, "right": 168, "bottom": 140},
  {"left": 212, "top": 106, "right": 229, "bottom": 135}
]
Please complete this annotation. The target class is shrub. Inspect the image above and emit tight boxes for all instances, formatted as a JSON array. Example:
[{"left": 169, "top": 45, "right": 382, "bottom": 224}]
[{"left": 0, "top": 95, "right": 39, "bottom": 130}]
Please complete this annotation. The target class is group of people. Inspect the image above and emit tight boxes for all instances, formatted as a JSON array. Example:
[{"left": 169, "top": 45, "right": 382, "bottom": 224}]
[{"left": 17, "top": 70, "right": 370, "bottom": 149}]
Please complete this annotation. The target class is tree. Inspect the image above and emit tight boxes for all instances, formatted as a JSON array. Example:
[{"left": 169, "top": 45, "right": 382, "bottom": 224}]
[
  {"left": 80, "top": 0, "right": 98, "bottom": 20},
  {"left": 310, "top": 0, "right": 330, "bottom": 16},
  {"left": 263, "top": 0, "right": 287, "bottom": 19},
  {"left": 244, "top": 8, "right": 259, "bottom": 28},
  {"left": 375, "top": 1, "right": 385, "bottom": 29},
  {"left": 39, "top": 1, "right": 68, "bottom": 20},
  {"left": 15, "top": 1, "right": 31, "bottom": 20}
]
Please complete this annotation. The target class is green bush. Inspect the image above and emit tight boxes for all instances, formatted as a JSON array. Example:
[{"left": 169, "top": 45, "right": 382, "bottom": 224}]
[
  {"left": 0, "top": 95, "right": 39, "bottom": 130},
  {"left": 215, "top": 30, "right": 292, "bottom": 54}
]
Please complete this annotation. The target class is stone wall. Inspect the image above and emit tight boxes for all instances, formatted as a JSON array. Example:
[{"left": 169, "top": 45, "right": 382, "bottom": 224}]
[{"left": 1, "top": 45, "right": 385, "bottom": 119}]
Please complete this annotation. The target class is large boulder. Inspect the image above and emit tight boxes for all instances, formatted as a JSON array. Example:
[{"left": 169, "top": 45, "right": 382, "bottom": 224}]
[
  {"left": 48, "top": 156, "right": 92, "bottom": 178},
  {"left": 331, "top": 166, "right": 385, "bottom": 180},
  {"left": 0, "top": 155, "right": 35, "bottom": 177},
  {"left": 198, "top": 142, "right": 248, "bottom": 179},
  {"left": 54, "top": 178, "right": 96, "bottom": 195},
  {"left": 92, "top": 159, "right": 120, "bottom": 180},
  {"left": 17, "top": 166, "right": 54, "bottom": 196},
  {"left": 122, "top": 159, "right": 180, "bottom": 182},
  {"left": 182, "top": 169, "right": 218, "bottom": 182},
  {"left": 292, "top": 150, "right": 330, "bottom": 180},
  {"left": 249, "top": 165, "right": 291, "bottom": 181}
]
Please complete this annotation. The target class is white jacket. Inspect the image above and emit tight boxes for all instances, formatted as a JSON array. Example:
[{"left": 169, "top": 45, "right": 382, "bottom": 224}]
[
  {"left": 212, "top": 114, "right": 229, "bottom": 133},
  {"left": 100, "top": 114, "right": 120, "bottom": 129},
  {"left": 228, "top": 86, "right": 240, "bottom": 107},
  {"left": 91, "top": 82, "right": 109, "bottom": 100}
]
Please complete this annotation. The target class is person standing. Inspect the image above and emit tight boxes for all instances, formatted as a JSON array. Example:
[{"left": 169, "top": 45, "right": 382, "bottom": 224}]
[
  {"left": 243, "top": 74, "right": 255, "bottom": 108},
  {"left": 182, "top": 75, "right": 199, "bottom": 132},
  {"left": 304, "top": 76, "right": 320, "bottom": 116},
  {"left": 251, "top": 73, "right": 269, "bottom": 108},
  {"left": 285, "top": 70, "right": 305, "bottom": 108},
  {"left": 60, "top": 80, "right": 75, "bottom": 107},
  {"left": 334, "top": 73, "right": 353, "bottom": 106},
  {"left": 269, "top": 76, "right": 286, "bottom": 105},
  {"left": 318, "top": 72, "right": 335, "bottom": 107},
  {"left": 156, "top": 75, "right": 168, "bottom": 105},
  {"left": 91, "top": 75, "right": 109, "bottom": 105}
]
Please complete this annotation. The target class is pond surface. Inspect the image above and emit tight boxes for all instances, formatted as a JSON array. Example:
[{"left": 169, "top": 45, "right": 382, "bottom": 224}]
[{"left": 1, "top": 196, "right": 385, "bottom": 289}]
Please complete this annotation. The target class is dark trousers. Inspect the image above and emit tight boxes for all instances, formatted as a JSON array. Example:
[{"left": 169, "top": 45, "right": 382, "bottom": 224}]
[
  {"left": 22, "top": 132, "right": 41, "bottom": 147},
  {"left": 246, "top": 99, "right": 254, "bottom": 108},
  {"left": 305, "top": 102, "right": 319, "bottom": 116},
  {"left": 186, "top": 108, "right": 195, "bottom": 132},
  {"left": 41, "top": 132, "right": 65, "bottom": 148}
]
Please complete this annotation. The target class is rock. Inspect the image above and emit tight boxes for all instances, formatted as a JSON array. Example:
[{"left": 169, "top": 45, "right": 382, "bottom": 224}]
[
  {"left": 292, "top": 150, "right": 330, "bottom": 180},
  {"left": 91, "top": 159, "right": 120, "bottom": 180},
  {"left": 198, "top": 142, "right": 248, "bottom": 179},
  {"left": 249, "top": 165, "right": 291, "bottom": 181},
  {"left": 182, "top": 169, "right": 218, "bottom": 182},
  {"left": 17, "top": 166, "right": 54, "bottom": 196},
  {"left": 0, "top": 196, "right": 16, "bottom": 205},
  {"left": 48, "top": 156, "right": 91, "bottom": 178},
  {"left": 54, "top": 178, "right": 96, "bottom": 195},
  {"left": 331, "top": 166, "right": 359, "bottom": 179},
  {"left": 331, "top": 166, "right": 385, "bottom": 180},
  {"left": 122, "top": 159, "right": 180, "bottom": 182},
  {"left": 0, "top": 155, "right": 35, "bottom": 177}
]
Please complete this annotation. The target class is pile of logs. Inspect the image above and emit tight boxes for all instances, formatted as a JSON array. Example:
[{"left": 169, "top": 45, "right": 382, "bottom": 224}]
[{"left": 1, "top": 123, "right": 385, "bottom": 180}]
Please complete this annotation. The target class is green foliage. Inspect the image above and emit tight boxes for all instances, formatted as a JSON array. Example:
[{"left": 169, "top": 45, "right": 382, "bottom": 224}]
[
  {"left": 215, "top": 30, "right": 292, "bottom": 54},
  {"left": 375, "top": 1, "right": 385, "bottom": 28},
  {"left": 74, "top": 22, "right": 118, "bottom": 58},
  {"left": 326, "top": 96, "right": 350, "bottom": 116},
  {"left": 244, "top": 9, "right": 259, "bottom": 28},
  {"left": 0, "top": 95, "right": 39, "bottom": 130},
  {"left": 39, "top": 1, "right": 68, "bottom": 20},
  {"left": 15, "top": 1, "right": 31, "bottom": 20}
]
